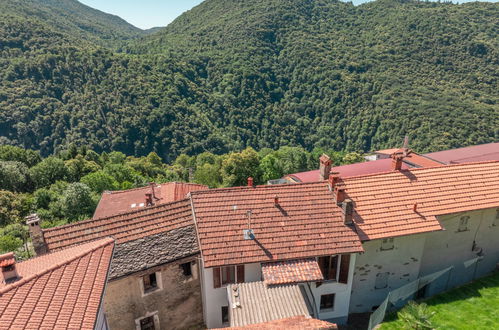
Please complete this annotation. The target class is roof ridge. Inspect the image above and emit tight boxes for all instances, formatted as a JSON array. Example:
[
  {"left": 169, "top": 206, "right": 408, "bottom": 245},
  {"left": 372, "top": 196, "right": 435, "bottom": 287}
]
[
  {"left": 0, "top": 237, "right": 114, "bottom": 295},
  {"left": 190, "top": 181, "right": 326, "bottom": 195},
  {"left": 102, "top": 181, "right": 206, "bottom": 195},
  {"left": 43, "top": 198, "right": 190, "bottom": 233},
  {"left": 340, "top": 160, "right": 499, "bottom": 182}
]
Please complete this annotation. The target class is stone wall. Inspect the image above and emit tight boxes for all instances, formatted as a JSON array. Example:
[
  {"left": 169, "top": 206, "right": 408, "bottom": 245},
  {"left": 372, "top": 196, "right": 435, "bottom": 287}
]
[{"left": 104, "top": 255, "right": 204, "bottom": 330}]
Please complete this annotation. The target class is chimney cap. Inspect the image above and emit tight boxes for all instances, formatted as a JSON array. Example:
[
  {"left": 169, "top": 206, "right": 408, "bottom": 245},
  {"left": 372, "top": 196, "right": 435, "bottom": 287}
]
[
  {"left": 0, "top": 252, "right": 15, "bottom": 268},
  {"left": 25, "top": 214, "right": 40, "bottom": 225},
  {"left": 319, "top": 154, "right": 332, "bottom": 166}
]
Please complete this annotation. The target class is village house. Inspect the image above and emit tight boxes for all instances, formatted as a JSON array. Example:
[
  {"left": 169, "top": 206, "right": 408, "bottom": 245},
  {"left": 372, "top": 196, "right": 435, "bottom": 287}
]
[
  {"left": 0, "top": 237, "right": 115, "bottom": 329},
  {"left": 27, "top": 199, "right": 203, "bottom": 330}
]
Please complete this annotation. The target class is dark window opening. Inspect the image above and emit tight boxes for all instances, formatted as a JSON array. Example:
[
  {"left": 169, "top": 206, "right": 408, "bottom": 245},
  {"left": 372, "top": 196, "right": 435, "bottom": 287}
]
[
  {"left": 221, "top": 266, "right": 236, "bottom": 285},
  {"left": 381, "top": 238, "right": 394, "bottom": 251},
  {"left": 180, "top": 262, "right": 192, "bottom": 277},
  {"left": 318, "top": 256, "right": 338, "bottom": 281},
  {"left": 458, "top": 216, "right": 470, "bottom": 232},
  {"left": 143, "top": 273, "right": 158, "bottom": 293},
  {"left": 320, "top": 294, "right": 335, "bottom": 311},
  {"left": 140, "top": 316, "right": 155, "bottom": 330},
  {"left": 221, "top": 306, "right": 229, "bottom": 324}
]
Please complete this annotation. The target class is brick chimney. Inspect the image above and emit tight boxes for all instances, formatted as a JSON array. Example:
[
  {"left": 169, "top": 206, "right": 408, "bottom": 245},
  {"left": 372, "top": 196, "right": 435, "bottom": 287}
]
[
  {"left": 328, "top": 172, "right": 340, "bottom": 191},
  {"left": 334, "top": 187, "right": 346, "bottom": 205},
  {"left": 26, "top": 214, "right": 48, "bottom": 256},
  {"left": 247, "top": 177, "right": 254, "bottom": 187},
  {"left": 391, "top": 151, "right": 405, "bottom": 171},
  {"left": 319, "top": 154, "right": 332, "bottom": 181},
  {"left": 342, "top": 199, "right": 354, "bottom": 225},
  {"left": 145, "top": 193, "right": 154, "bottom": 207},
  {"left": 0, "top": 252, "right": 19, "bottom": 284}
]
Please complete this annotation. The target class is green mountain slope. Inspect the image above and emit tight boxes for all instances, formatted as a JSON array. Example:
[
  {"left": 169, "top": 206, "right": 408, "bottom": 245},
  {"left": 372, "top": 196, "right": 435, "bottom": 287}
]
[
  {"left": 0, "top": 0, "right": 144, "bottom": 46},
  {"left": 0, "top": 0, "right": 497, "bottom": 160}
]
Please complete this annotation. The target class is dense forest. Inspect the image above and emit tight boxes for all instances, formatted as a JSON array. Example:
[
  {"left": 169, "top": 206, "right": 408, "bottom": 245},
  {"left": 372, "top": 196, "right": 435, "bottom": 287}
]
[
  {"left": 0, "top": 0, "right": 497, "bottom": 161},
  {"left": 0, "top": 144, "right": 363, "bottom": 256}
]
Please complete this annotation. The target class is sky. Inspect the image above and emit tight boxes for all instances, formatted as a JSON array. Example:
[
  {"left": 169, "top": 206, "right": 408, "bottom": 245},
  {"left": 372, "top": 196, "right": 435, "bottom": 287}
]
[{"left": 79, "top": 0, "right": 498, "bottom": 30}]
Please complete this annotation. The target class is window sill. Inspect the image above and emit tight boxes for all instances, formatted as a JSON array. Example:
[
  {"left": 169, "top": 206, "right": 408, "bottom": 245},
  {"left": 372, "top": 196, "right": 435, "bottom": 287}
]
[{"left": 142, "top": 287, "right": 162, "bottom": 297}]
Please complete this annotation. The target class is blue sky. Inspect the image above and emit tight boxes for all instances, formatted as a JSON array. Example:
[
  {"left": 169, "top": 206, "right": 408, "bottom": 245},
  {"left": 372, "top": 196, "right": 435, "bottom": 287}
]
[{"left": 79, "top": 0, "right": 498, "bottom": 29}]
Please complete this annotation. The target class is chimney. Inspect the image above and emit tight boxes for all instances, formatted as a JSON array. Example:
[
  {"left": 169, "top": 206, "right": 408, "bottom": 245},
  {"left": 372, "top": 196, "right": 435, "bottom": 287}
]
[
  {"left": 342, "top": 199, "right": 354, "bottom": 225},
  {"left": 145, "top": 193, "right": 154, "bottom": 206},
  {"left": 149, "top": 182, "right": 158, "bottom": 200},
  {"left": 26, "top": 214, "right": 47, "bottom": 256},
  {"left": 328, "top": 172, "right": 340, "bottom": 191},
  {"left": 0, "top": 253, "right": 19, "bottom": 284},
  {"left": 334, "top": 187, "right": 346, "bottom": 205},
  {"left": 247, "top": 177, "right": 254, "bottom": 187},
  {"left": 319, "top": 154, "right": 333, "bottom": 181},
  {"left": 391, "top": 151, "right": 404, "bottom": 171},
  {"left": 274, "top": 195, "right": 279, "bottom": 206}
]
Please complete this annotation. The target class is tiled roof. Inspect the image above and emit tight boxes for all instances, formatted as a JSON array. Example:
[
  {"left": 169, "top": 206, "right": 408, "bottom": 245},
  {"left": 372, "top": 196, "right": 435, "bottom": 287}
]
[
  {"left": 399, "top": 153, "right": 443, "bottom": 168},
  {"left": 93, "top": 182, "right": 207, "bottom": 219},
  {"left": 227, "top": 281, "right": 312, "bottom": 327},
  {"left": 221, "top": 315, "right": 338, "bottom": 329},
  {"left": 261, "top": 259, "right": 324, "bottom": 285},
  {"left": 190, "top": 182, "right": 363, "bottom": 268},
  {"left": 286, "top": 158, "right": 410, "bottom": 182},
  {"left": 339, "top": 161, "right": 499, "bottom": 241},
  {"left": 44, "top": 199, "right": 194, "bottom": 252},
  {"left": 0, "top": 238, "right": 114, "bottom": 330},
  {"left": 425, "top": 142, "right": 499, "bottom": 164},
  {"left": 0, "top": 253, "right": 15, "bottom": 268}
]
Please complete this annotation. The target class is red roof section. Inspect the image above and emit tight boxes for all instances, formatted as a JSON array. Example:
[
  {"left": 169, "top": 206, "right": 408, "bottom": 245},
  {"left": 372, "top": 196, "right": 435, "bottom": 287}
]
[
  {"left": 261, "top": 259, "right": 324, "bottom": 285},
  {"left": 425, "top": 142, "right": 499, "bottom": 164},
  {"left": 221, "top": 315, "right": 338, "bottom": 329},
  {"left": 0, "top": 238, "right": 114, "bottom": 330},
  {"left": 190, "top": 182, "right": 363, "bottom": 268},
  {"left": 93, "top": 182, "right": 207, "bottom": 219},
  {"left": 44, "top": 199, "right": 194, "bottom": 252},
  {"left": 0, "top": 253, "right": 15, "bottom": 268},
  {"left": 287, "top": 158, "right": 411, "bottom": 182},
  {"left": 339, "top": 161, "right": 499, "bottom": 241}
]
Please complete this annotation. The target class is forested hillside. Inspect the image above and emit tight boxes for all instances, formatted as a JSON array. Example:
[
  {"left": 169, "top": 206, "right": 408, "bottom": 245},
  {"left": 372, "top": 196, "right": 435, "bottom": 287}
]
[{"left": 0, "top": 0, "right": 497, "bottom": 161}]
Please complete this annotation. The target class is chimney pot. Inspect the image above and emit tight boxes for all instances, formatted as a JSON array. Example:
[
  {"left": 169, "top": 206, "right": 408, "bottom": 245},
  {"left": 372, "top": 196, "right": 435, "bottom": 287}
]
[
  {"left": 413, "top": 203, "right": 418, "bottom": 212},
  {"left": 25, "top": 214, "right": 47, "bottom": 256},
  {"left": 335, "top": 187, "right": 346, "bottom": 205},
  {"left": 0, "top": 252, "right": 19, "bottom": 284},
  {"left": 319, "top": 154, "right": 333, "bottom": 181},
  {"left": 247, "top": 177, "right": 254, "bottom": 187},
  {"left": 342, "top": 199, "right": 354, "bottom": 225},
  {"left": 274, "top": 195, "right": 279, "bottom": 206},
  {"left": 328, "top": 172, "right": 340, "bottom": 191}
]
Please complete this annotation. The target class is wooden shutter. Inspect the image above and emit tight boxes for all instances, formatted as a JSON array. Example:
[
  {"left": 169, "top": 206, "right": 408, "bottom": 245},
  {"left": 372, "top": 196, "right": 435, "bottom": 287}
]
[
  {"left": 213, "top": 267, "right": 221, "bottom": 288},
  {"left": 338, "top": 254, "right": 350, "bottom": 284},
  {"left": 236, "top": 265, "right": 245, "bottom": 283}
]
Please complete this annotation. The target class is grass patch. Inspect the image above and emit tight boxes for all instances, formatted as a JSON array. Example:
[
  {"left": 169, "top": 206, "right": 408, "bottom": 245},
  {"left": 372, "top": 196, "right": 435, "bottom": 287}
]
[{"left": 381, "top": 272, "right": 499, "bottom": 329}]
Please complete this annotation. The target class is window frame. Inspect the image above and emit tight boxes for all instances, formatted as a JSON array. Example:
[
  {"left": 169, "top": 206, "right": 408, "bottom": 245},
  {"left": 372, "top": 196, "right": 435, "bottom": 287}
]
[
  {"left": 221, "top": 306, "right": 229, "bottom": 325},
  {"left": 457, "top": 216, "right": 470, "bottom": 232},
  {"left": 135, "top": 311, "right": 159, "bottom": 330},
  {"left": 180, "top": 262, "right": 192, "bottom": 277},
  {"left": 319, "top": 293, "right": 336, "bottom": 312},
  {"left": 213, "top": 265, "right": 245, "bottom": 288},
  {"left": 140, "top": 271, "right": 162, "bottom": 296}
]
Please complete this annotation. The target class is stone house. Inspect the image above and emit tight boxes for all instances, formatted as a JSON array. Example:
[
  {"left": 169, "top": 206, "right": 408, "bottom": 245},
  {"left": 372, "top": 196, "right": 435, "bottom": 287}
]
[{"left": 28, "top": 199, "right": 203, "bottom": 330}]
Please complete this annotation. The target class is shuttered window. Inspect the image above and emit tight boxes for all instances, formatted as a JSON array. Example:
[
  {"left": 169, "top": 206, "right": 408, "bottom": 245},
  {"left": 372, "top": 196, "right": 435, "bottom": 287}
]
[
  {"left": 338, "top": 254, "right": 350, "bottom": 284},
  {"left": 213, "top": 265, "right": 245, "bottom": 288}
]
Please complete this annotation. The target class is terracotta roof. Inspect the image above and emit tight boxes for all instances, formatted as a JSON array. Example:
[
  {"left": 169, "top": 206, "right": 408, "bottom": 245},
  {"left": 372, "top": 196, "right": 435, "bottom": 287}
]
[
  {"left": 286, "top": 158, "right": 411, "bottom": 182},
  {"left": 338, "top": 161, "right": 499, "bottom": 241},
  {"left": 190, "top": 182, "right": 363, "bottom": 268},
  {"left": 0, "top": 253, "right": 15, "bottom": 268},
  {"left": 261, "top": 259, "right": 324, "bottom": 285},
  {"left": 0, "top": 238, "right": 114, "bottom": 330},
  {"left": 93, "top": 182, "right": 207, "bottom": 219},
  {"left": 44, "top": 199, "right": 194, "bottom": 252},
  {"left": 221, "top": 315, "right": 338, "bottom": 329},
  {"left": 425, "top": 142, "right": 499, "bottom": 164},
  {"left": 375, "top": 148, "right": 401, "bottom": 155},
  {"left": 227, "top": 281, "right": 312, "bottom": 327},
  {"left": 399, "top": 153, "right": 443, "bottom": 168}
]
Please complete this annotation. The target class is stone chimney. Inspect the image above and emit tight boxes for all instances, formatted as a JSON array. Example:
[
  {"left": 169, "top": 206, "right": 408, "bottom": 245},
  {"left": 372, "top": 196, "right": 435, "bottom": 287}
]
[
  {"left": 26, "top": 214, "right": 48, "bottom": 256},
  {"left": 319, "top": 154, "right": 332, "bottom": 181},
  {"left": 342, "top": 199, "right": 354, "bottom": 225},
  {"left": 0, "top": 252, "right": 19, "bottom": 284}
]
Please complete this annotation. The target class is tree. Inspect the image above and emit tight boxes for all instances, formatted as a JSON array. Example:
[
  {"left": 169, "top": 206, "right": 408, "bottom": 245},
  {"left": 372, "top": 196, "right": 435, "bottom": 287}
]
[
  {"left": 0, "top": 161, "right": 31, "bottom": 192},
  {"left": 259, "top": 153, "right": 283, "bottom": 183},
  {"left": 29, "top": 157, "right": 69, "bottom": 188},
  {"left": 0, "top": 235, "right": 23, "bottom": 254},
  {"left": 342, "top": 152, "right": 365, "bottom": 165},
  {"left": 59, "top": 183, "right": 96, "bottom": 221},
  {"left": 0, "top": 145, "right": 41, "bottom": 167},
  {"left": 221, "top": 147, "right": 261, "bottom": 186},
  {"left": 81, "top": 170, "right": 118, "bottom": 193},
  {"left": 276, "top": 146, "right": 308, "bottom": 175},
  {"left": 194, "top": 163, "right": 221, "bottom": 188}
]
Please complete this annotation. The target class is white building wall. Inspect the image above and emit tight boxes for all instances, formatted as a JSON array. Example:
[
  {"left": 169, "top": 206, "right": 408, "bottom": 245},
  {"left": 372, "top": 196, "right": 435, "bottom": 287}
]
[
  {"left": 420, "top": 208, "right": 499, "bottom": 292},
  {"left": 349, "top": 233, "right": 427, "bottom": 313}
]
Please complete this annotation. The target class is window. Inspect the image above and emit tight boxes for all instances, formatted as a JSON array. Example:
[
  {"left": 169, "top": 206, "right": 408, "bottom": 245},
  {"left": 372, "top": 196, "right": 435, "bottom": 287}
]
[
  {"left": 213, "top": 265, "right": 245, "bottom": 288},
  {"left": 320, "top": 294, "right": 335, "bottom": 311},
  {"left": 458, "top": 216, "right": 470, "bottom": 232},
  {"left": 139, "top": 316, "right": 155, "bottom": 330},
  {"left": 143, "top": 273, "right": 158, "bottom": 293},
  {"left": 180, "top": 262, "right": 192, "bottom": 277},
  {"left": 375, "top": 272, "right": 389, "bottom": 289},
  {"left": 221, "top": 306, "right": 229, "bottom": 324},
  {"left": 381, "top": 238, "right": 394, "bottom": 251},
  {"left": 318, "top": 256, "right": 338, "bottom": 281}
]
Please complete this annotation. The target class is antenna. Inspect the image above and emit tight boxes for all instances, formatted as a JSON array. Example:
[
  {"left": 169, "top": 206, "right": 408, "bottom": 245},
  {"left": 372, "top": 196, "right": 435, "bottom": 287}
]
[{"left": 243, "top": 210, "right": 255, "bottom": 240}]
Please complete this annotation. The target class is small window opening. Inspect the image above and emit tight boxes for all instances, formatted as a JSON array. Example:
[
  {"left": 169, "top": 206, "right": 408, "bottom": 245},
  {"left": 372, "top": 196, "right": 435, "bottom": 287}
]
[
  {"left": 318, "top": 256, "right": 339, "bottom": 281},
  {"left": 143, "top": 273, "right": 158, "bottom": 293},
  {"left": 458, "top": 216, "right": 470, "bottom": 232},
  {"left": 221, "top": 266, "right": 236, "bottom": 285},
  {"left": 180, "top": 262, "right": 192, "bottom": 277},
  {"left": 381, "top": 238, "right": 394, "bottom": 251},
  {"left": 320, "top": 294, "right": 335, "bottom": 311},
  {"left": 221, "top": 306, "right": 229, "bottom": 324},
  {"left": 139, "top": 316, "right": 155, "bottom": 330}
]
